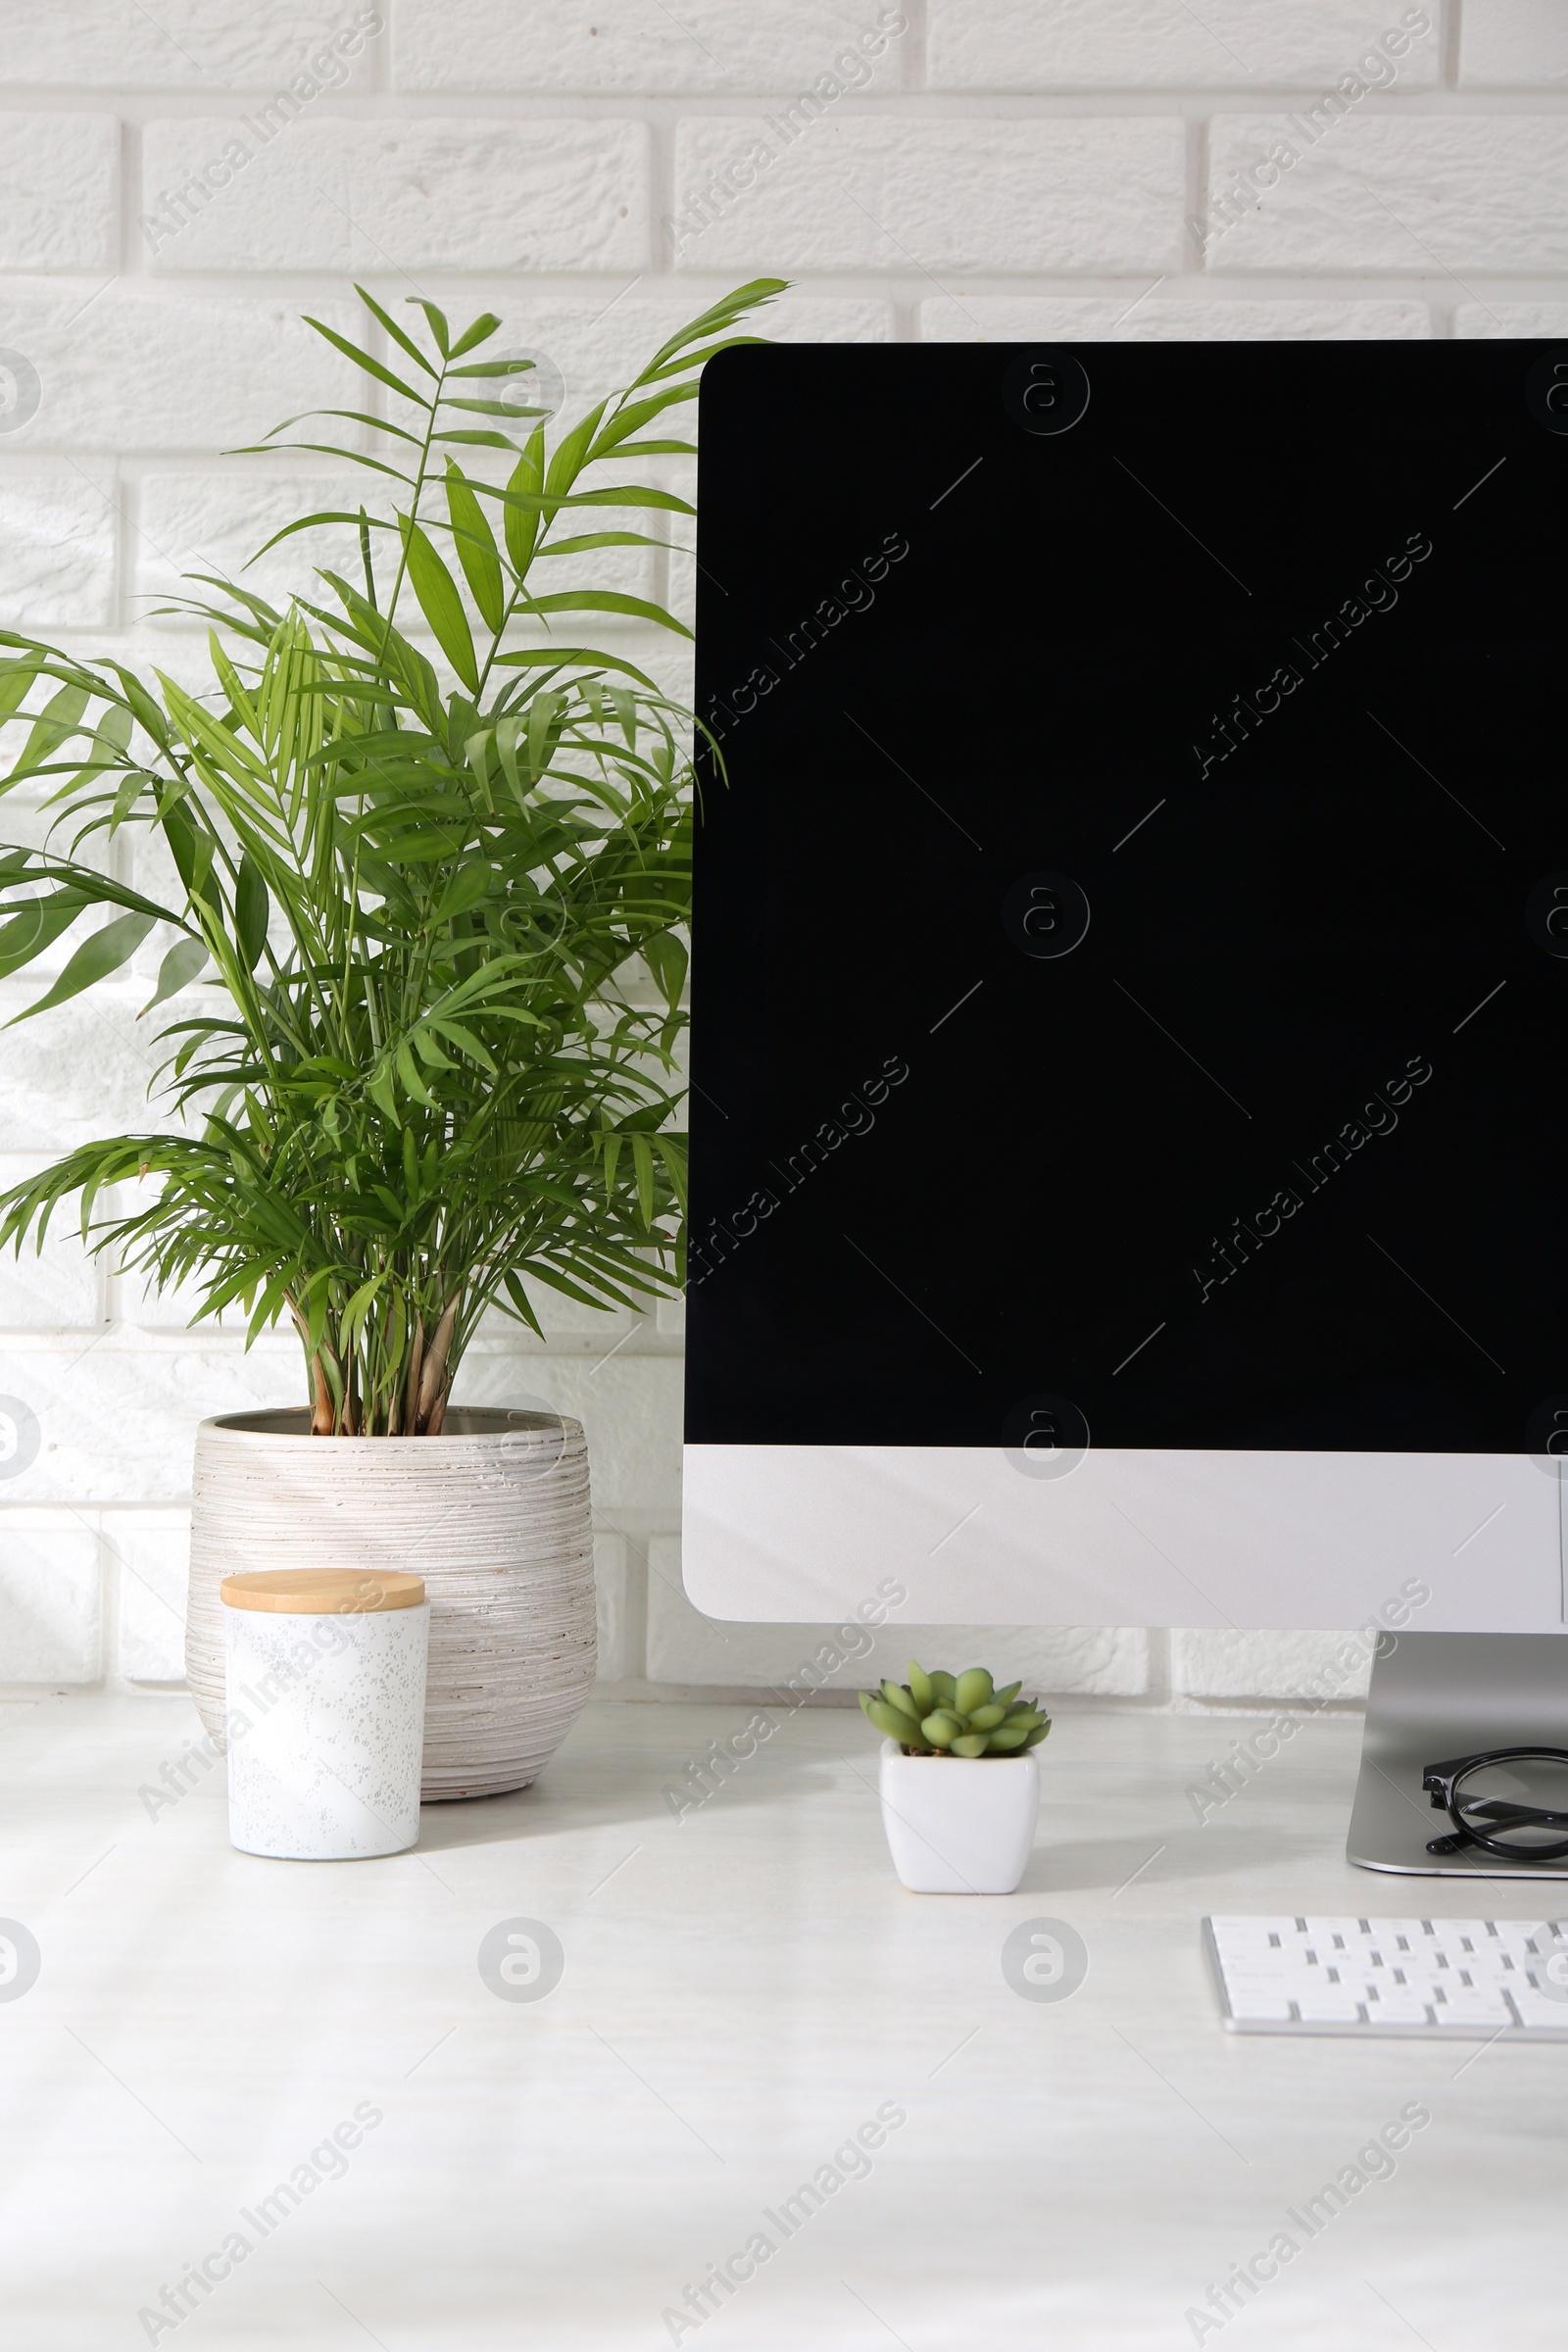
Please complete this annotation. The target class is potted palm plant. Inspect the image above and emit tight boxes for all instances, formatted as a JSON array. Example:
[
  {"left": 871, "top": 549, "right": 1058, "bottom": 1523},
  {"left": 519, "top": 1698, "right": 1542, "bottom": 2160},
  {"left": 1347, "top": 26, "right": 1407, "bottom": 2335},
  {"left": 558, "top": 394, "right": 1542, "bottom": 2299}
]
[{"left": 0, "top": 276, "right": 781, "bottom": 1798}]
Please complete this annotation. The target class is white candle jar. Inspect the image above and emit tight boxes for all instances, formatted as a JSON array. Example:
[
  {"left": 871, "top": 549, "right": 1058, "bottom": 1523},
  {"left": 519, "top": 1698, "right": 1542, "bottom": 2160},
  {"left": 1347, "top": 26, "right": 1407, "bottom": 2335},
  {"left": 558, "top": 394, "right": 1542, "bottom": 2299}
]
[{"left": 221, "top": 1568, "right": 429, "bottom": 1860}]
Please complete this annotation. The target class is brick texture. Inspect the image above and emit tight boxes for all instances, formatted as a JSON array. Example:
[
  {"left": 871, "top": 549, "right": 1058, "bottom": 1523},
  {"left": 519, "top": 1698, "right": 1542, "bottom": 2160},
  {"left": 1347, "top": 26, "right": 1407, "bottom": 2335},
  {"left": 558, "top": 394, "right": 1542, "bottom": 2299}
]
[
  {"left": 0, "top": 1521, "right": 102, "bottom": 1682},
  {"left": 142, "top": 116, "right": 649, "bottom": 273},
  {"left": 0, "top": 2, "right": 1561, "bottom": 1704},
  {"left": 1171, "top": 1629, "right": 1373, "bottom": 1701},
  {"left": 107, "top": 1509, "right": 191, "bottom": 1682},
  {"left": 919, "top": 295, "right": 1432, "bottom": 340},
  {"left": 928, "top": 1, "right": 1443, "bottom": 92},
  {"left": 670, "top": 117, "right": 1187, "bottom": 272},
  {"left": 0, "top": 295, "right": 364, "bottom": 452},
  {"left": 0, "top": 469, "right": 119, "bottom": 624},
  {"left": 0, "top": 115, "right": 120, "bottom": 270},
  {"left": 0, "top": 4, "right": 385, "bottom": 88},
  {"left": 1205, "top": 115, "right": 1568, "bottom": 274},
  {"left": 133, "top": 473, "right": 369, "bottom": 618},
  {"left": 1458, "top": 1, "right": 1568, "bottom": 85},
  {"left": 0, "top": 1163, "right": 105, "bottom": 1327},
  {"left": 394, "top": 1, "right": 914, "bottom": 93}
]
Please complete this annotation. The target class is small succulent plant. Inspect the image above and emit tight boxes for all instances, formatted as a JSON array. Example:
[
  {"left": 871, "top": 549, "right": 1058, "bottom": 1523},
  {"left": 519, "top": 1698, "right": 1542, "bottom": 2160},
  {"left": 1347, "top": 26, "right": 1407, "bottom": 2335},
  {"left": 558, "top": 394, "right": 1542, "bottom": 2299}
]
[{"left": 859, "top": 1662, "right": 1051, "bottom": 1758}]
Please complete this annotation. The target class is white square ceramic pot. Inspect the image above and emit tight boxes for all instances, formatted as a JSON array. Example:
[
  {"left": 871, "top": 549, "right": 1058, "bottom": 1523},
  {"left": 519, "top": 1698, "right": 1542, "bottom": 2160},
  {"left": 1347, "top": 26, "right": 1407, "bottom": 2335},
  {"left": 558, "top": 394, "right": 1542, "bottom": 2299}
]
[
  {"left": 223, "top": 1571, "right": 429, "bottom": 1860},
  {"left": 878, "top": 1738, "right": 1040, "bottom": 1893}
]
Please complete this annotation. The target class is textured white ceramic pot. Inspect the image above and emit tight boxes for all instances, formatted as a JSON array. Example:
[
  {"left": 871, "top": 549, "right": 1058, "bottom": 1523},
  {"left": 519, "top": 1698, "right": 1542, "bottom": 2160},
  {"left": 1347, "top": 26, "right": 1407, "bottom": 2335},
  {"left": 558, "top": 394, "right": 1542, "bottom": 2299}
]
[
  {"left": 187, "top": 1407, "right": 596, "bottom": 1801},
  {"left": 223, "top": 1572, "right": 429, "bottom": 1860},
  {"left": 878, "top": 1739, "right": 1040, "bottom": 1893}
]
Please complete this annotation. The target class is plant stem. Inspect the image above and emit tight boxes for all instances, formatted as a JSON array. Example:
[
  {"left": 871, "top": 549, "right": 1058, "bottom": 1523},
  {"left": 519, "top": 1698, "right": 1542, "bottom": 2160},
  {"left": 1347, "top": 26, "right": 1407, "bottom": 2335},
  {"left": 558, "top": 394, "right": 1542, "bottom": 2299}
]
[{"left": 416, "top": 1290, "right": 460, "bottom": 1431}]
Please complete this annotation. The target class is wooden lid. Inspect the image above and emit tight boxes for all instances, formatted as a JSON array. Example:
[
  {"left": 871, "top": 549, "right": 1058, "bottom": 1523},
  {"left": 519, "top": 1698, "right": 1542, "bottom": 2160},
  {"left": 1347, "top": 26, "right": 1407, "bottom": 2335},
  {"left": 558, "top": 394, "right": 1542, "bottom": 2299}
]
[{"left": 220, "top": 1569, "right": 426, "bottom": 1615}]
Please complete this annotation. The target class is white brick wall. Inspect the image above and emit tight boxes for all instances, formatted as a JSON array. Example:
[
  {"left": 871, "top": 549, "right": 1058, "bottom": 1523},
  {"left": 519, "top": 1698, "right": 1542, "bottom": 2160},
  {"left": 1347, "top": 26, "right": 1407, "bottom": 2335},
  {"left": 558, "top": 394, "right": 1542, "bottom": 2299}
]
[
  {"left": 926, "top": 2, "right": 1446, "bottom": 90},
  {"left": 142, "top": 117, "right": 650, "bottom": 273},
  {"left": 0, "top": 117, "right": 121, "bottom": 270},
  {"left": 0, "top": 0, "right": 1558, "bottom": 1712},
  {"left": 670, "top": 117, "right": 1187, "bottom": 271}
]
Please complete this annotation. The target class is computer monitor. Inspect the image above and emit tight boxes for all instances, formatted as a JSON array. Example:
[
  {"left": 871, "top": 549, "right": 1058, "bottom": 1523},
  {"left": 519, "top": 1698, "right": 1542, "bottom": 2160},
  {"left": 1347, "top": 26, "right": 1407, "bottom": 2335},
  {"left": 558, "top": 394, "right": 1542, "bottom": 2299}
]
[{"left": 683, "top": 337, "right": 1568, "bottom": 1869}]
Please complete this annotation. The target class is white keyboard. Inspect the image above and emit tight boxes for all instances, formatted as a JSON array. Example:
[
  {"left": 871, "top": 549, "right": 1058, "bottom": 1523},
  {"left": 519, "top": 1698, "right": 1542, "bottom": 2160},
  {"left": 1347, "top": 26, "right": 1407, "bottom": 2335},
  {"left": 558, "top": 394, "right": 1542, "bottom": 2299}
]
[{"left": 1204, "top": 1914, "right": 1568, "bottom": 2038}]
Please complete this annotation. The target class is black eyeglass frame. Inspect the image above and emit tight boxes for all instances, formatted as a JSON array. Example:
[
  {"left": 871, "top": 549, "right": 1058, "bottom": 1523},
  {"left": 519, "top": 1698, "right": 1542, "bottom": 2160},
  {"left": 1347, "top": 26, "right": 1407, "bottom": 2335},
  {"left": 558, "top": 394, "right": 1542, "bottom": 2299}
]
[{"left": 1422, "top": 1746, "right": 1568, "bottom": 1861}]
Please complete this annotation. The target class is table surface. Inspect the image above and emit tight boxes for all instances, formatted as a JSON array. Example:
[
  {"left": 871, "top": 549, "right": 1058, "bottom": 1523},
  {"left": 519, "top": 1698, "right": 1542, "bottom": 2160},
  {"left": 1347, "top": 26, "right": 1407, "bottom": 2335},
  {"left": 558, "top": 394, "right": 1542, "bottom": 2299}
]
[{"left": 0, "top": 1690, "right": 1560, "bottom": 2350}]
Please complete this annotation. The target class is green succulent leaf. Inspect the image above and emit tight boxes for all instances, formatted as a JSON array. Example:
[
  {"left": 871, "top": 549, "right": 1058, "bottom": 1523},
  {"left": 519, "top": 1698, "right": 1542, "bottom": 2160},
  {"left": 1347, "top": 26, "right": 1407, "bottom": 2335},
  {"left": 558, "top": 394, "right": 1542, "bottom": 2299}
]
[
  {"left": 866, "top": 1697, "right": 922, "bottom": 1743},
  {"left": 864, "top": 1665, "right": 1050, "bottom": 1755},
  {"left": 955, "top": 1667, "right": 994, "bottom": 1714}
]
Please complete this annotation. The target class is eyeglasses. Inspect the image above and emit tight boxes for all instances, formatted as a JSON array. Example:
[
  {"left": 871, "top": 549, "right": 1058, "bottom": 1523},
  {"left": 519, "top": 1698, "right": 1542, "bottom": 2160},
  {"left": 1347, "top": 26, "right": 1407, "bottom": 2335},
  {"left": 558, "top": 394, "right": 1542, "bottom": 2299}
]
[{"left": 1422, "top": 1747, "right": 1568, "bottom": 1860}]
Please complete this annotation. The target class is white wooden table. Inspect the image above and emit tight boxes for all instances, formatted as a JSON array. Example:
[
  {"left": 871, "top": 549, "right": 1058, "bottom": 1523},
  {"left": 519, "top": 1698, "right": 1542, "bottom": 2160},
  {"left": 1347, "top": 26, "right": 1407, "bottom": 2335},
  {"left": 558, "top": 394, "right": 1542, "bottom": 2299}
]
[{"left": 0, "top": 1691, "right": 1557, "bottom": 2349}]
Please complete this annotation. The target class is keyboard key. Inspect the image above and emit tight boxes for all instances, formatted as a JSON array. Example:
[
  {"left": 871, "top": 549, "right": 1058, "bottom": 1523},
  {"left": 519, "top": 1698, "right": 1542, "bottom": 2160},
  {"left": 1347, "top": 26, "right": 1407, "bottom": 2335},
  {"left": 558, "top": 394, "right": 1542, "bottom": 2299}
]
[
  {"left": 1293, "top": 1986, "right": 1366, "bottom": 2024},
  {"left": 1226, "top": 1987, "right": 1298, "bottom": 2024}
]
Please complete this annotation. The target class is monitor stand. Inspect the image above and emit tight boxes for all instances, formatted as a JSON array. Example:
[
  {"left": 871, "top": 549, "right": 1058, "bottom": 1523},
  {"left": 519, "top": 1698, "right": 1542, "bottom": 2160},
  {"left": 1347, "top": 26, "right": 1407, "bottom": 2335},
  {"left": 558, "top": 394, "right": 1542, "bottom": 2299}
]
[{"left": 1348, "top": 1631, "right": 1568, "bottom": 1880}]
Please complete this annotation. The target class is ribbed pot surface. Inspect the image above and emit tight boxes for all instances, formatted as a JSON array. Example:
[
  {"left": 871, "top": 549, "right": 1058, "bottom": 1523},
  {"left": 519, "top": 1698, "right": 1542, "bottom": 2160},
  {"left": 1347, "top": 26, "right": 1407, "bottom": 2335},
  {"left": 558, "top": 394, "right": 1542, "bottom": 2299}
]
[{"left": 186, "top": 1407, "right": 596, "bottom": 1800}]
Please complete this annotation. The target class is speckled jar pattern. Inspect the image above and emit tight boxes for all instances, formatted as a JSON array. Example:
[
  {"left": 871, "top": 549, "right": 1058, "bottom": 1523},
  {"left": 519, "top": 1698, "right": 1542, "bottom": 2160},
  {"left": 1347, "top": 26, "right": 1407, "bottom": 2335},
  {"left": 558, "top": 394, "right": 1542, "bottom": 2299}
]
[
  {"left": 187, "top": 1407, "right": 598, "bottom": 1802},
  {"left": 223, "top": 1599, "right": 429, "bottom": 1860}
]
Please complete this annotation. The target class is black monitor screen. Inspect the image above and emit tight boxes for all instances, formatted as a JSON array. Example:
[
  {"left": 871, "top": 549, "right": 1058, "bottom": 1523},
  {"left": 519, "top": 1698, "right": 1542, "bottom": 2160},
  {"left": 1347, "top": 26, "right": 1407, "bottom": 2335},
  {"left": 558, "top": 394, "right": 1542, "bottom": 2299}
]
[{"left": 687, "top": 339, "right": 1568, "bottom": 1456}]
